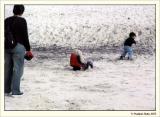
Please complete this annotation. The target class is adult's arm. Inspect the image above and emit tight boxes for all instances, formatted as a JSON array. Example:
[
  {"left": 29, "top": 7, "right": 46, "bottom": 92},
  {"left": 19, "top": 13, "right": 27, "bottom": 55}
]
[{"left": 21, "top": 18, "right": 31, "bottom": 51}]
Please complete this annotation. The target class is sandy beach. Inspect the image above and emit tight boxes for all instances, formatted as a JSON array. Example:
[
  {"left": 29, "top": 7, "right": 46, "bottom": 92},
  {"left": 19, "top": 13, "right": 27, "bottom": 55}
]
[
  {"left": 4, "top": 5, "right": 155, "bottom": 110},
  {"left": 5, "top": 50, "right": 155, "bottom": 110}
]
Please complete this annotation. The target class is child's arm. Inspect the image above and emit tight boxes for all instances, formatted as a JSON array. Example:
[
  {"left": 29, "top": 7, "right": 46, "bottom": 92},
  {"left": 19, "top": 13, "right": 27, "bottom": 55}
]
[{"left": 133, "top": 39, "right": 136, "bottom": 45}]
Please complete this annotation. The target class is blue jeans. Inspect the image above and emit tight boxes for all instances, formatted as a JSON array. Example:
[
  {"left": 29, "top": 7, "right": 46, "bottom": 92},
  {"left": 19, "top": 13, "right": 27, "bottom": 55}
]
[
  {"left": 5, "top": 43, "right": 25, "bottom": 94},
  {"left": 121, "top": 46, "right": 133, "bottom": 59}
]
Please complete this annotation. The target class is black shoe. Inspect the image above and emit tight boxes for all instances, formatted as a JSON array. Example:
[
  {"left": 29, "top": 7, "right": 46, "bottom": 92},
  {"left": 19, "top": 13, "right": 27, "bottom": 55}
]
[
  {"left": 12, "top": 92, "right": 23, "bottom": 95},
  {"left": 120, "top": 56, "right": 124, "bottom": 60}
]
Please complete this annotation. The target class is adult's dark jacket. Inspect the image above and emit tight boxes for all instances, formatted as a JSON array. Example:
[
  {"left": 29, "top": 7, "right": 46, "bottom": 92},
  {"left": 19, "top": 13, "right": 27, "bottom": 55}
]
[
  {"left": 5, "top": 16, "right": 30, "bottom": 51},
  {"left": 124, "top": 37, "right": 136, "bottom": 47}
]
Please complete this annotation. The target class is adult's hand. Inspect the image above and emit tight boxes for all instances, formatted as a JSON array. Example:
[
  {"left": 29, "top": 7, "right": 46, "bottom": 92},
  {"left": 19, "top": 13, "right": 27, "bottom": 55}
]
[{"left": 24, "top": 51, "right": 34, "bottom": 60}]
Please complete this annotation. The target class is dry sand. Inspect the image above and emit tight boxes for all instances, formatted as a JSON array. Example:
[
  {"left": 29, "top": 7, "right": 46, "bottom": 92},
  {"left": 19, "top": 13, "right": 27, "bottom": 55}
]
[
  {"left": 4, "top": 5, "right": 155, "bottom": 111},
  {"left": 5, "top": 51, "right": 155, "bottom": 110}
]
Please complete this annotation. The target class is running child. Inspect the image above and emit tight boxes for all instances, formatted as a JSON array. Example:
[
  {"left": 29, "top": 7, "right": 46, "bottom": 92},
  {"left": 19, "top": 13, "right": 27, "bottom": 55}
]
[{"left": 120, "top": 32, "right": 136, "bottom": 60}]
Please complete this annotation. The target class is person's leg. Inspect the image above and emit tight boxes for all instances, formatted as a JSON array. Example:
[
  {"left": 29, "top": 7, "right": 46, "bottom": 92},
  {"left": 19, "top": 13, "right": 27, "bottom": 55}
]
[
  {"left": 127, "top": 47, "right": 133, "bottom": 60},
  {"left": 80, "top": 63, "right": 88, "bottom": 70},
  {"left": 4, "top": 50, "right": 13, "bottom": 93},
  {"left": 120, "top": 46, "right": 127, "bottom": 59},
  {"left": 11, "top": 43, "right": 25, "bottom": 95},
  {"left": 87, "top": 61, "right": 93, "bottom": 69}
]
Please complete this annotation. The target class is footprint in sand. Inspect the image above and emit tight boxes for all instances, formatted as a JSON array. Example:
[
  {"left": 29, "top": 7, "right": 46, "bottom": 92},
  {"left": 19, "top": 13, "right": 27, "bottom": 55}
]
[{"left": 65, "top": 100, "right": 80, "bottom": 110}]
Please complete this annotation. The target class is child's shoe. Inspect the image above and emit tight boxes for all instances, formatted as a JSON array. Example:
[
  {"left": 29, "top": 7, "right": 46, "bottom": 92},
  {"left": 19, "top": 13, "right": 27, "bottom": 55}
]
[{"left": 120, "top": 56, "right": 124, "bottom": 60}]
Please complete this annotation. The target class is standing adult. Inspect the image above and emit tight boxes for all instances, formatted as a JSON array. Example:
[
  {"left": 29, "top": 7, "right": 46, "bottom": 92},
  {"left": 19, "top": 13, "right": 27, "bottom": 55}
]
[{"left": 5, "top": 5, "right": 33, "bottom": 95}]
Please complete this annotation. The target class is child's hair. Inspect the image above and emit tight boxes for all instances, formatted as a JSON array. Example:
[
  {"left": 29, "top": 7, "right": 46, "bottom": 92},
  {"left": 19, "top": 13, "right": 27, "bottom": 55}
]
[
  {"left": 13, "top": 5, "right": 25, "bottom": 15},
  {"left": 129, "top": 32, "right": 136, "bottom": 37}
]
